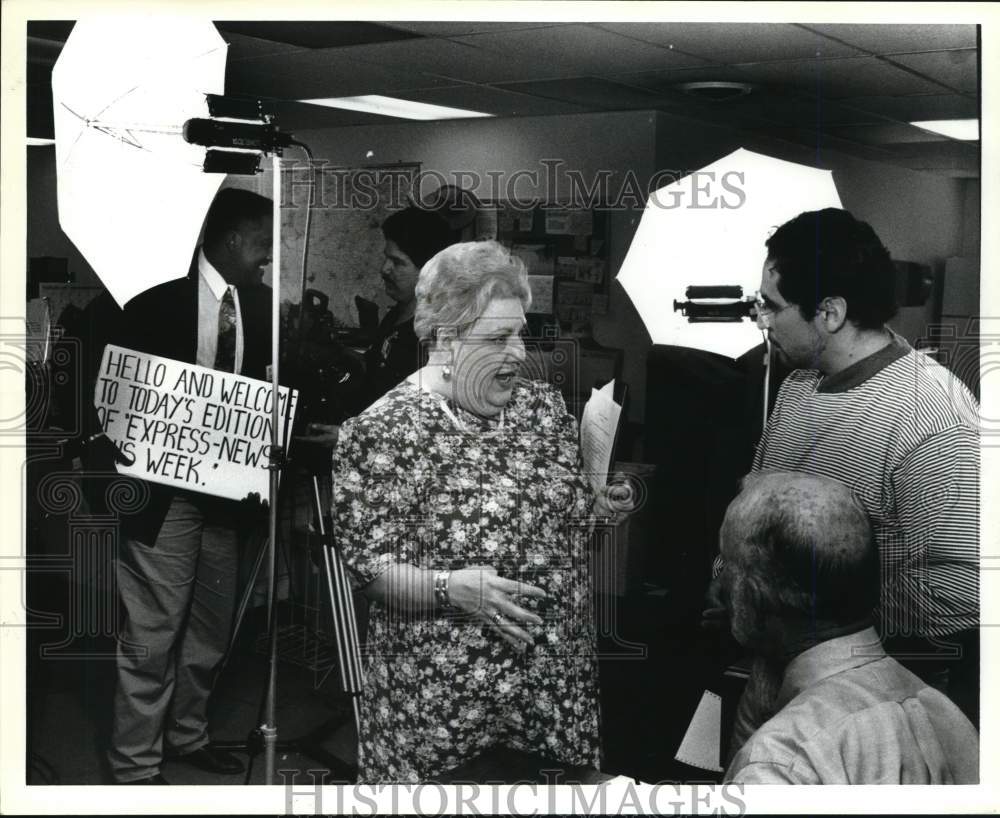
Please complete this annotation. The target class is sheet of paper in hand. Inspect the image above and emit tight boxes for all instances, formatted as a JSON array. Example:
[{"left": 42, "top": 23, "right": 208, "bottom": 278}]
[
  {"left": 94, "top": 344, "right": 298, "bottom": 501},
  {"left": 579, "top": 379, "right": 623, "bottom": 493}
]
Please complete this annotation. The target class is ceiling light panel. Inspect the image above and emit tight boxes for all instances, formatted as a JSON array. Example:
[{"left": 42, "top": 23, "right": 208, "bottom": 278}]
[
  {"left": 909, "top": 119, "right": 979, "bottom": 140},
  {"left": 301, "top": 95, "right": 494, "bottom": 120}
]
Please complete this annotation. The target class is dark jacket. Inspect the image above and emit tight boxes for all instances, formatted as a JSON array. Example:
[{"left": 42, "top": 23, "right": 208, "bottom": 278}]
[
  {"left": 78, "top": 265, "right": 273, "bottom": 543},
  {"left": 361, "top": 307, "right": 423, "bottom": 409}
]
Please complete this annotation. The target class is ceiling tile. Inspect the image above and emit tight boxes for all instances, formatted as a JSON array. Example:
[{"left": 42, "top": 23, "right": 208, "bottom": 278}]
[
  {"left": 453, "top": 24, "right": 686, "bottom": 77},
  {"left": 222, "top": 31, "right": 309, "bottom": 63},
  {"left": 597, "top": 22, "right": 861, "bottom": 62},
  {"left": 886, "top": 50, "right": 978, "bottom": 94},
  {"left": 733, "top": 56, "right": 955, "bottom": 99},
  {"left": 324, "top": 37, "right": 558, "bottom": 84},
  {"left": 225, "top": 48, "right": 455, "bottom": 98},
  {"left": 801, "top": 23, "right": 977, "bottom": 55},
  {"left": 383, "top": 21, "right": 559, "bottom": 37},
  {"left": 740, "top": 123, "right": 901, "bottom": 161},
  {"left": 395, "top": 85, "right": 589, "bottom": 118},
  {"left": 827, "top": 122, "right": 964, "bottom": 146},
  {"left": 613, "top": 64, "right": 755, "bottom": 92},
  {"left": 888, "top": 140, "right": 979, "bottom": 173},
  {"left": 25, "top": 20, "right": 75, "bottom": 41},
  {"left": 494, "top": 77, "right": 669, "bottom": 111},
  {"left": 722, "top": 94, "right": 888, "bottom": 128},
  {"left": 215, "top": 21, "right": 418, "bottom": 49},
  {"left": 838, "top": 92, "right": 978, "bottom": 121}
]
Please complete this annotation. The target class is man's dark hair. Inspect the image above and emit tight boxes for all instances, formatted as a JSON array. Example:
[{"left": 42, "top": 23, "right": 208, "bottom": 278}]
[
  {"left": 765, "top": 208, "right": 898, "bottom": 329},
  {"left": 728, "top": 473, "right": 880, "bottom": 626},
  {"left": 382, "top": 207, "right": 454, "bottom": 269},
  {"left": 203, "top": 188, "right": 272, "bottom": 246}
]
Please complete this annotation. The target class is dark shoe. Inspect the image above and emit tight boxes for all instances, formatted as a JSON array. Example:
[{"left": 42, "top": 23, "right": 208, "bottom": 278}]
[
  {"left": 171, "top": 745, "right": 245, "bottom": 775},
  {"left": 121, "top": 773, "right": 169, "bottom": 784}
]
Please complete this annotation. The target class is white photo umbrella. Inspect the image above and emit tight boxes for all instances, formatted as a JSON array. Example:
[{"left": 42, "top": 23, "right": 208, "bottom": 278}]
[
  {"left": 51, "top": 18, "right": 227, "bottom": 307},
  {"left": 616, "top": 148, "right": 842, "bottom": 359}
]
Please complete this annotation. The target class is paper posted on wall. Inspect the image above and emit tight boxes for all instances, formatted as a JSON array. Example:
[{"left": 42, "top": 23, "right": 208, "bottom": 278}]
[
  {"left": 94, "top": 344, "right": 298, "bottom": 501},
  {"left": 579, "top": 379, "right": 622, "bottom": 493}
]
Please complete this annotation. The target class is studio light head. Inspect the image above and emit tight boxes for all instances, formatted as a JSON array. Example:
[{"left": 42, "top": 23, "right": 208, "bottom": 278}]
[{"left": 673, "top": 286, "right": 757, "bottom": 323}]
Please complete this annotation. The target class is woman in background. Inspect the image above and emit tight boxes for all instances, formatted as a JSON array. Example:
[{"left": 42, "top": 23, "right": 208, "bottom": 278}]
[{"left": 333, "top": 241, "right": 630, "bottom": 782}]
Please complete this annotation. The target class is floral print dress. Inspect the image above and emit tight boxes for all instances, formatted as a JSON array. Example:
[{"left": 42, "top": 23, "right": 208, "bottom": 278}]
[{"left": 332, "top": 378, "right": 601, "bottom": 782}]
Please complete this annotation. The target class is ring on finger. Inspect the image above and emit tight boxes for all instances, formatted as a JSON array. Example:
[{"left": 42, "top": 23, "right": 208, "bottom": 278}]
[{"left": 491, "top": 612, "right": 505, "bottom": 626}]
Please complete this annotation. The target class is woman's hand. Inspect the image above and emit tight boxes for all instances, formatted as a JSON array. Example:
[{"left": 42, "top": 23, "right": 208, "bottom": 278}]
[
  {"left": 593, "top": 471, "right": 637, "bottom": 523},
  {"left": 448, "top": 566, "right": 546, "bottom": 650}
]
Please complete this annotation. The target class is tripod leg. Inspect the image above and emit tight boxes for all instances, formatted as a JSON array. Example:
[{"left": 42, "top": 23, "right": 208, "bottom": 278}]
[{"left": 216, "top": 530, "right": 270, "bottom": 683}]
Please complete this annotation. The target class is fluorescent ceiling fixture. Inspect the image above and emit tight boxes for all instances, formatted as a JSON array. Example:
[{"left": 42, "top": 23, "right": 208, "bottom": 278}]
[
  {"left": 300, "top": 95, "right": 494, "bottom": 120},
  {"left": 909, "top": 119, "right": 979, "bottom": 140},
  {"left": 27, "top": 137, "right": 56, "bottom": 146}
]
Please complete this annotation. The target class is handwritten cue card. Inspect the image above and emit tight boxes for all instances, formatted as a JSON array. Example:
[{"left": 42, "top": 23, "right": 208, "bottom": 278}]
[{"left": 94, "top": 344, "right": 298, "bottom": 501}]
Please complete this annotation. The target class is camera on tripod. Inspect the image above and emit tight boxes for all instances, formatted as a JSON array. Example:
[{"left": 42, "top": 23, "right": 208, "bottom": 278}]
[
  {"left": 673, "top": 285, "right": 757, "bottom": 323},
  {"left": 281, "top": 289, "right": 367, "bottom": 427}
]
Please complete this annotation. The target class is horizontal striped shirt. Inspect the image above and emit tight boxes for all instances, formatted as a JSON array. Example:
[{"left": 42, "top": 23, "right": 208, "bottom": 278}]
[{"left": 749, "top": 335, "right": 979, "bottom": 639}]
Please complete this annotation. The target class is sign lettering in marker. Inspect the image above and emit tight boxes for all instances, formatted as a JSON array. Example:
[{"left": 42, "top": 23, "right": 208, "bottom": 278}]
[{"left": 95, "top": 344, "right": 298, "bottom": 501}]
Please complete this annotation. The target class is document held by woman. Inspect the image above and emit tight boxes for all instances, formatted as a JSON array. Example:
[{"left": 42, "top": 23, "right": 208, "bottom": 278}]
[{"left": 579, "top": 379, "right": 622, "bottom": 493}]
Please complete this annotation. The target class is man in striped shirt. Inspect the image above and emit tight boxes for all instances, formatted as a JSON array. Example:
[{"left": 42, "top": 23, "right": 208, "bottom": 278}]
[{"left": 716, "top": 208, "right": 979, "bottom": 754}]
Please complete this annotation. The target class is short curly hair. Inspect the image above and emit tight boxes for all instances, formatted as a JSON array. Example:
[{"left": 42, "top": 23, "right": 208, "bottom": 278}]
[
  {"left": 414, "top": 241, "right": 532, "bottom": 342},
  {"left": 381, "top": 206, "right": 454, "bottom": 269},
  {"left": 765, "top": 208, "right": 898, "bottom": 329},
  {"left": 203, "top": 188, "right": 272, "bottom": 246}
]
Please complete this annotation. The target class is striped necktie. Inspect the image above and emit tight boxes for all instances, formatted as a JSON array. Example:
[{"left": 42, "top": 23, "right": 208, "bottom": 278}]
[{"left": 215, "top": 287, "right": 237, "bottom": 373}]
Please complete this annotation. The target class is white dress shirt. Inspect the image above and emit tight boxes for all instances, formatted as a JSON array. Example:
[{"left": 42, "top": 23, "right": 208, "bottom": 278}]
[{"left": 197, "top": 249, "right": 244, "bottom": 373}]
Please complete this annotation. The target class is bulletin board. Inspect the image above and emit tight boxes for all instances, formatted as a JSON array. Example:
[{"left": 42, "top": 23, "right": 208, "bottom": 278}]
[
  {"left": 275, "top": 163, "right": 420, "bottom": 327},
  {"left": 475, "top": 202, "right": 610, "bottom": 337}
]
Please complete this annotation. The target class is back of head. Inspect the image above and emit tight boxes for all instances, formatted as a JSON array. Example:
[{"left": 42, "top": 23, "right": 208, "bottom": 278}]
[
  {"left": 203, "top": 188, "right": 273, "bottom": 247},
  {"left": 765, "top": 208, "right": 897, "bottom": 329},
  {"left": 414, "top": 240, "right": 531, "bottom": 341},
  {"left": 382, "top": 207, "right": 455, "bottom": 269},
  {"left": 722, "top": 471, "right": 879, "bottom": 633}
]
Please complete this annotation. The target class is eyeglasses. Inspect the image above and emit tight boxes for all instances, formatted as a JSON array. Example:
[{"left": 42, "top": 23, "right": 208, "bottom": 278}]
[
  {"left": 753, "top": 292, "right": 795, "bottom": 318},
  {"left": 753, "top": 292, "right": 795, "bottom": 329}
]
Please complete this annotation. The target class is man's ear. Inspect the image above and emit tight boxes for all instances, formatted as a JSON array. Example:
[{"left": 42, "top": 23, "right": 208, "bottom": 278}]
[
  {"left": 226, "top": 230, "right": 242, "bottom": 252},
  {"left": 816, "top": 296, "right": 848, "bottom": 333}
]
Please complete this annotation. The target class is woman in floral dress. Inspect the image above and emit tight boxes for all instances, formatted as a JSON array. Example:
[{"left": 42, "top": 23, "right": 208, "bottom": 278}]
[{"left": 332, "top": 241, "right": 628, "bottom": 783}]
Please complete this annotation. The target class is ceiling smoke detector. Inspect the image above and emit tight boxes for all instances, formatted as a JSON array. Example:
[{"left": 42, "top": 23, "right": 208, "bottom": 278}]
[{"left": 676, "top": 81, "right": 754, "bottom": 101}]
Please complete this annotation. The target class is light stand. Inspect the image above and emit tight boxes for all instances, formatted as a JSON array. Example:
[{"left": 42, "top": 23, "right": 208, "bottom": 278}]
[
  {"left": 183, "top": 103, "right": 346, "bottom": 786},
  {"left": 262, "top": 157, "right": 283, "bottom": 784}
]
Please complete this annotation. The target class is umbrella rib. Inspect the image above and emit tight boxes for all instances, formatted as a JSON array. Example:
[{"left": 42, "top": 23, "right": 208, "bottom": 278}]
[
  {"left": 92, "top": 83, "right": 145, "bottom": 123},
  {"left": 90, "top": 124, "right": 147, "bottom": 151},
  {"left": 58, "top": 102, "right": 92, "bottom": 157}
]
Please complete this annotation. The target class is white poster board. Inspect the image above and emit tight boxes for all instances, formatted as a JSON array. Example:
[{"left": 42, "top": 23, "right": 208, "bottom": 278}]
[{"left": 94, "top": 344, "right": 298, "bottom": 501}]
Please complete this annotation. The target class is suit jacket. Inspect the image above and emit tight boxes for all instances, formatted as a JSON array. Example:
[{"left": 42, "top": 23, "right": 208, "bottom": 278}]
[{"left": 81, "top": 262, "right": 273, "bottom": 543}]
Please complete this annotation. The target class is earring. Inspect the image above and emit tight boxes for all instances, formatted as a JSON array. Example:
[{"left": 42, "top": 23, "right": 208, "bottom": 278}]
[{"left": 442, "top": 365, "right": 452, "bottom": 382}]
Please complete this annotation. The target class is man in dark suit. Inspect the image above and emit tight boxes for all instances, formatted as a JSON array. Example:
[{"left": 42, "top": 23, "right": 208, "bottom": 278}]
[{"left": 103, "top": 188, "right": 274, "bottom": 784}]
